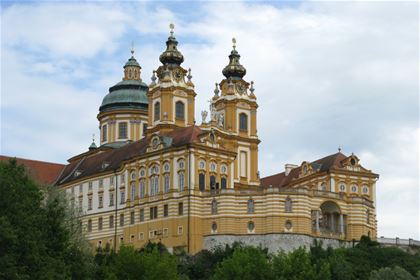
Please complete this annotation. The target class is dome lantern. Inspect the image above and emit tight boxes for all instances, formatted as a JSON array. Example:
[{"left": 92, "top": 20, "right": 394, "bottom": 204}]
[
  {"left": 222, "top": 38, "right": 247, "bottom": 79},
  {"left": 159, "top": 23, "right": 184, "bottom": 66}
]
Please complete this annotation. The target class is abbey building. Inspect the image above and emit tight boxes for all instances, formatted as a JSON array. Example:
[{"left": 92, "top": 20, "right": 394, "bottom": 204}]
[{"left": 56, "top": 26, "right": 379, "bottom": 254}]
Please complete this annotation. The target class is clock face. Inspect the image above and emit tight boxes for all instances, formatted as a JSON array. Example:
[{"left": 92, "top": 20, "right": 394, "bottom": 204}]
[
  {"left": 235, "top": 83, "right": 246, "bottom": 94},
  {"left": 173, "top": 69, "right": 183, "bottom": 82}
]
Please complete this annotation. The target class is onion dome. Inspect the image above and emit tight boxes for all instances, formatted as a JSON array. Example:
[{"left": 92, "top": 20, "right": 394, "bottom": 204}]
[
  {"left": 159, "top": 23, "right": 184, "bottom": 66},
  {"left": 99, "top": 50, "right": 148, "bottom": 113},
  {"left": 222, "top": 38, "right": 246, "bottom": 79}
]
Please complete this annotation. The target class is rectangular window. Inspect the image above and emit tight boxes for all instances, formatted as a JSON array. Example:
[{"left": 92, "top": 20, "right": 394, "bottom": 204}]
[
  {"left": 239, "top": 113, "right": 248, "bottom": 131},
  {"left": 175, "top": 101, "right": 185, "bottom": 120},
  {"left": 98, "top": 195, "right": 103, "bottom": 208},
  {"left": 98, "top": 217, "right": 103, "bottom": 230},
  {"left": 139, "top": 180, "right": 145, "bottom": 198},
  {"left": 140, "top": 208, "right": 144, "bottom": 222},
  {"left": 130, "top": 211, "right": 135, "bottom": 224},
  {"left": 110, "top": 176, "right": 114, "bottom": 186},
  {"left": 87, "top": 220, "right": 92, "bottom": 232},
  {"left": 154, "top": 102, "right": 160, "bottom": 121},
  {"left": 120, "top": 191, "right": 125, "bottom": 204},
  {"left": 178, "top": 202, "right": 183, "bottom": 215},
  {"left": 131, "top": 182, "right": 136, "bottom": 200},
  {"left": 164, "top": 174, "right": 170, "bottom": 193},
  {"left": 119, "top": 122, "right": 128, "bottom": 139},
  {"left": 199, "top": 173, "right": 205, "bottom": 191},
  {"left": 178, "top": 226, "right": 183, "bottom": 235},
  {"left": 178, "top": 172, "right": 184, "bottom": 192},
  {"left": 79, "top": 197, "right": 83, "bottom": 208},
  {"left": 102, "top": 125, "right": 107, "bottom": 142},
  {"left": 109, "top": 192, "right": 114, "bottom": 206},
  {"left": 79, "top": 184, "right": 83, "bottom": 193},
  {"left": 150, "top": 206, "right": 158, "bottom": 220},
  {"left": 88, "top": 198, "right": 92, "bottom": 210},
  {"left": 164, "top": 204, "right": 169, "bottom": 217},
  {"left": 120, "top": 213, "right": 124, "bottom": 227},
  {"left": 88, "top": 182, "right": 93, "bottom": 191},
  {"left": 120, "top": 174, "right": 125, "bottom": 183},
  {"left": 109, "top": 215, "right": 114, "bottom": 228},
  {"left": 139, "top": 232, "right": 144, "bottom": 240},
  {"left": 99, "top": 179, "right": 103, "bottom": 188}
]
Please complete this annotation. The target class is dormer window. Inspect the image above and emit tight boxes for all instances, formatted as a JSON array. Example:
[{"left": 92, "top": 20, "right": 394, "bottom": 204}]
[
  {"left": 350, "top": 158, "right": 356, "bottom": 166},
  {"left": 74, "top": 170, "right": 82, "bottom": 177}
]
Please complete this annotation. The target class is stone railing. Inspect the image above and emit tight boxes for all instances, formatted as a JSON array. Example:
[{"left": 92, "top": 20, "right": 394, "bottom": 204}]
[{"left": 378, "top": 237, "right": 420, "bottom": 247}]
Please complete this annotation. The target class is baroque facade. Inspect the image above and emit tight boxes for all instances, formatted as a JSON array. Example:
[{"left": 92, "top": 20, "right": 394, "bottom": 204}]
[{"left": 56, "top": 26, "right": 379, "bottom": 254}]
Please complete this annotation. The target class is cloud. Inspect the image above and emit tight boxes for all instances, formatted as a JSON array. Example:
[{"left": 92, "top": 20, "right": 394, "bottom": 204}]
[{"left": 1, "top": 1, "right": 418, "bottom": 239}]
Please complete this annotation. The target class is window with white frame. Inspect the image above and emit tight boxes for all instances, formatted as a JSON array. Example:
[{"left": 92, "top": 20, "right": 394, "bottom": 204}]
[
  {"left": 88, "top": 198, "right": 92, "bottom": 210},
  {"left": 164, "top": 174, "right": 170, "bottom": 193},
  {"left": 98, "top": 195, "right": 103, "bottom": 208},
  {"left": 247, "top": 199, "right": 254, "bottom": 213},
  {"left": 139, "top": 179, "right": 145, "bottom": 198},
  {"left": 109, "top": 192, "right": 114, "bottom": 206},
  {"left": 178, "top": 172, "right": 185, "bottom": 191},
  {"left": 120, "top": 190, "right": 125, "bottom": 204},
  {"left": 130, "top": 182, "right": 136, "bottom": 200},
  {"left": 285, "top": 197, "right": 292, "bottom": 213}
]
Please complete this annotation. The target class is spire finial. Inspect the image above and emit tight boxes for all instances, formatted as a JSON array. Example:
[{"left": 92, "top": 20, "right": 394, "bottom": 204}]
[
  {"left": 187, "top": 68, "right": 192, "bottom": 82},
  {"left": 232, "top": 37, "right": 236, "bottom": 50},
  {"left": 338, "top": 146, "right": 342, "bottom": 152},
  {"left": 169, "top": 23, "right": 175, "bottom": 37},
  {"left": 130, "top": 41, "right": 135, "bottom": 56},
  {"left": 92, "top": 133, "right": 95, "bottom": 143},
  {"left": 214, "top": 82, "right": 220, "bottom": 96},
  {"left": 250, "top": 81, "right": 255, "bottom": 94}
]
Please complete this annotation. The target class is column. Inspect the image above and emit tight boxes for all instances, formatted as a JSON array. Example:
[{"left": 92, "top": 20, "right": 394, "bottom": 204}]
[
  {"left": 330, "top": 214, "right": 335, "bottom": 232},
  {"left": 339, "top": 214, "right": 344, "bottom": 234},
  {"left": 316, "top": 211, "right": 320, "bottom": 232}
]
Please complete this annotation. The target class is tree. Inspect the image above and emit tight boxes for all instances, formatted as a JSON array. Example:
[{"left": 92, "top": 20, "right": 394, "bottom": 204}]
[
  {"left": 272, "top": 247, "right": 330, "bottom": 280},
  {"left": 211, "top": 246, "right": 273, "bottom": 280},
  {"left": 0, "top": 159, "right": 94, "bottom": 279},
  {"left": 369, "top": 266, "right": 415, "bottom": 280},
  {"left": 102, "top": 244, "right": 179, "bottom": 280}
]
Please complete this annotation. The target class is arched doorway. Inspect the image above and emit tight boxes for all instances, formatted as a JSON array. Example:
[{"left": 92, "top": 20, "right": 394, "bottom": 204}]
[{"left": 313, "top": 201, "right": 345, "bottom": 237}]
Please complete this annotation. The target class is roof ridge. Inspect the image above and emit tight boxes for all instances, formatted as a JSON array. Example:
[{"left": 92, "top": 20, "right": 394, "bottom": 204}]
[{"left": 0, "top": 155, "right": 64, "bottom": 166}]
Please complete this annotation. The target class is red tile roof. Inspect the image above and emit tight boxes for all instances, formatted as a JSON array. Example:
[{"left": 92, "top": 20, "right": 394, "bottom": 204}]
[
  {"left": 56, "top": 125, "right": 205, "bottom": 186},
  {"left": 0, "top": 155, "right": 65, "bottom": 185},
  {"left": 261, "top": 152, "right": 348, "bottom": 188}
]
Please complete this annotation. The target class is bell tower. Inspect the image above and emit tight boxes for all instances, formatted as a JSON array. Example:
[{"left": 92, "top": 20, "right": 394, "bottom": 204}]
[
  {"left": 147, "top": 24, "right": 197, "bottom": 134},
  {"left": 210, "top": 38, "right": 260, "bottom": 187}
]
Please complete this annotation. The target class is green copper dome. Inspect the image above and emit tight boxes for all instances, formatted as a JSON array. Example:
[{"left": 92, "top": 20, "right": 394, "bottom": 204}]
[{"left": 99, "top": 80, "right": 148, "bottom": 112}]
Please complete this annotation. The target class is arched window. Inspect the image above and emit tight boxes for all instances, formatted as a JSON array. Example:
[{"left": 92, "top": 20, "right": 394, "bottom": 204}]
[
  {"left": 139, "top": 179, "right": 145, "bottom": 198},
  {"left": 210, "top": 175, "right": 216, "bottom": 190},
  {"left": 221, "top": 177, "right": 227, "bottom": 189},
  {"left": 178, "top": 172, "right": 185, "bottom": 191},
  {"left": 285, "top": 197, "right": 293, "bottom": 213},
  {"left": 199, "top": 173, "right": 205, "bottom": 191},
  {"left": 175, "top": 101, "right": 185, "bottom": 120},
  {"left": 239, "top": 113, "right": 248, "bottom": 131},
  {"left": 211, "top": 199, "right": 218, "bottom": 214},
  {"left": 154, "top": 102, "right": 160, "bottom": 121},
  {"left": 130, "top": 182, "right": 136, "bottom": 200},
  {"left": 164, "top": 174, "right": 170, "bottom": 193},
  {"left": 247, "top": 199, "right": 254, "bottom": 213}
]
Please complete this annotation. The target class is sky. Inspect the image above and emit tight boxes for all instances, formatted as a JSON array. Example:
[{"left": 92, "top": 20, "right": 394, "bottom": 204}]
[{"left": 1, "top": 1, "right": 419, "bottom": 239}]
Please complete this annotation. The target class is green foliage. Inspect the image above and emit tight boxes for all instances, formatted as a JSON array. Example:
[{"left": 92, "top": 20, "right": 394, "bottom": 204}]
[
  {"left": 212, "top": 246, "right": 273, "bottom": 280},
  {"left": 369, "top": 266, "right": 416, "bottom": 280},
  {"left": 0, "top": 159, "right": 95, "bottom": 279},
  {"left": 102, "top": 244, "right": 179, "bottom": 280},
  {"left": 272, "top": 247, "right": 330, "bottom": 280}
]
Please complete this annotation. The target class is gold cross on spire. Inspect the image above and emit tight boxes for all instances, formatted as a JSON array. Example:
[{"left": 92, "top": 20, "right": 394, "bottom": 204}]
[
  {"left": 169, "top": 23, "right": 175, "bottom": 36},
  {"left": 130, "top": 41, "right": 135, "bottom": 56}
]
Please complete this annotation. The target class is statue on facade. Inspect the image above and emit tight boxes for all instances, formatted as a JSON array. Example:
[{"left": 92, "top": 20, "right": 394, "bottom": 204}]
[{"left": 201, "top": 110, "right": 208, "bottom": 124}]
